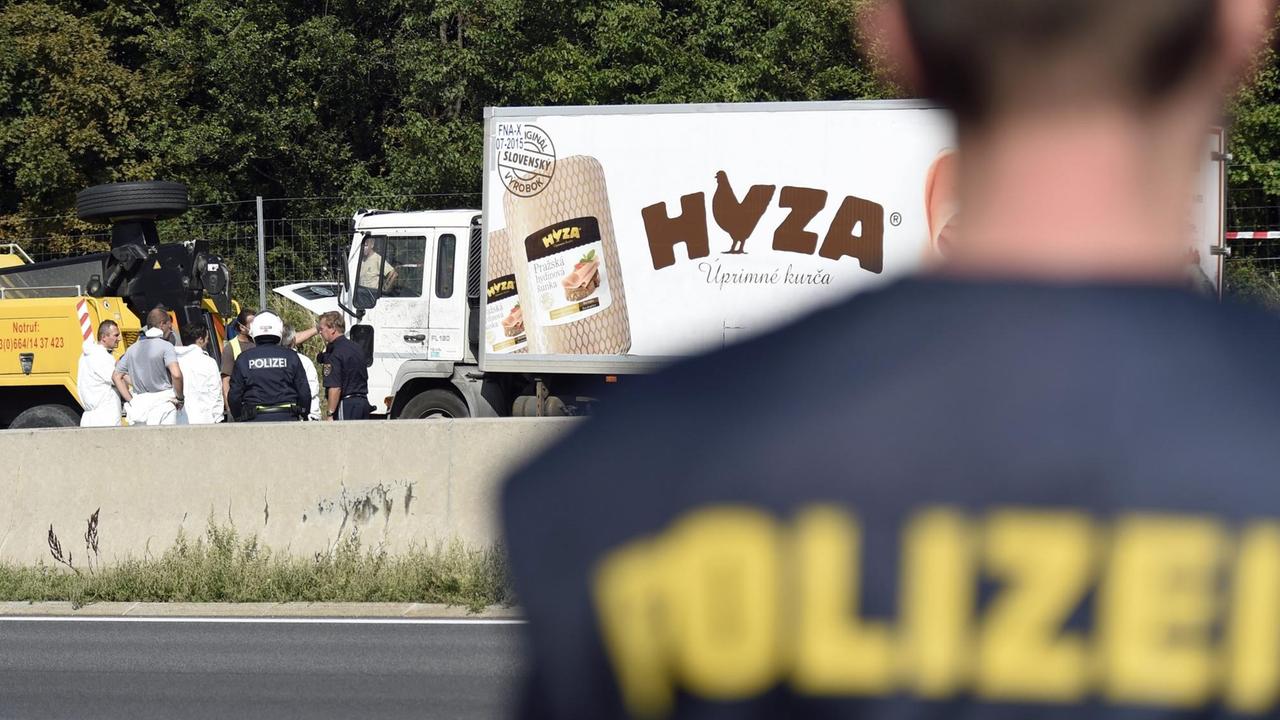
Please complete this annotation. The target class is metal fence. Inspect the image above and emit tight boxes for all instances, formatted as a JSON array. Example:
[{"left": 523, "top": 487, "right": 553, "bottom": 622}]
[
  {"left": 1228, "top": 188, "right": 1280, "bottom": 270},
  {"left": 168, "top": 213, "right": 353, "bottom": 308}
]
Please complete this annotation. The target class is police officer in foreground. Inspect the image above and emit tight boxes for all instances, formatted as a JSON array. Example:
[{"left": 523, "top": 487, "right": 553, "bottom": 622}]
[
  {"left": 503, "top": 0, "right": 1280, "bottom": 718},
  {"left": 227, "top": 311, "right": 310, "bottom": 422},
  {"left": 316, "top": 311, "right": 371, "bottom": 420}
]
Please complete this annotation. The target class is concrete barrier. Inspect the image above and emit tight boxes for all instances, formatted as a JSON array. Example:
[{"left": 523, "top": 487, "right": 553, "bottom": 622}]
[{"left": 0, "top": 419, "right": 577, "bottom": 565}]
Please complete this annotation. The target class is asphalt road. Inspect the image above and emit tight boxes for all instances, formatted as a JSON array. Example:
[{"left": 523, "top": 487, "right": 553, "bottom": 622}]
[{"left": 0, "top": 617, "right": 527, "bottom": 720}]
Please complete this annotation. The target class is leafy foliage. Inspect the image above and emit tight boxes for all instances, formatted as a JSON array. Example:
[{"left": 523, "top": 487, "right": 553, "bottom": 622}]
[
  {"left": 1228, "top": 11, "right": 1280, "bottom": 197},
  {"left": 4, "top": 0, "right": 1279, "bottom": 301},
  {"left": 0, "top": 0, "right": 882, "bottom": 227},
  {"left": 1225, "top": 258, "right": 1280, "bottom": 312}
]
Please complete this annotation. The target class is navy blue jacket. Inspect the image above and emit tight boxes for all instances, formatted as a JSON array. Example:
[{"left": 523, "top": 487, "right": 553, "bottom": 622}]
[
  {"left": 321, "top": 335, "right": 369, "bottom": 398},
  {"left": 228, "top": 340, "right": 310, "bottom": 420}
]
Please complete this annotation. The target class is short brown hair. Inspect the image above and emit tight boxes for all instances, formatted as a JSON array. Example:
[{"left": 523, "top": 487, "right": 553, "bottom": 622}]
[
  {"left": 901, "top": 0, "right": 1219, "bottom": 122},
  {"left": 145, "top": 307, "right": 170, "bottom": 328},
  {"left": 317, "top": 311, "right": 345, "bottom": 334},
  {"left": 97, "top": 319, "right": 118, "bottom": 341}
]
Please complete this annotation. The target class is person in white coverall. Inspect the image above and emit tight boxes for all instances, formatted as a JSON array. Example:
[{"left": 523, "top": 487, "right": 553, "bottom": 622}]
[
  {"left": 77, "top": 320, "right": 123, "bottom": 427},
  {"left": 113, "top": 307, "right": 185, "bottom": 426},
  {"left": 174, "top": 321, "right": 224, "bottom": 424}
]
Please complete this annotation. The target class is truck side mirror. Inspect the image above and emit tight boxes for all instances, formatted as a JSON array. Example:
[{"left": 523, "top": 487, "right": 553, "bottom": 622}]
[{"left": 336, "top": 246, "right": 365, "bottom": 321}]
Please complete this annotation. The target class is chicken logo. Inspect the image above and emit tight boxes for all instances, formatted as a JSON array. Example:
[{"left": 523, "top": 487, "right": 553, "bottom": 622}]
[
  {"left": 642, "top": 170, "right": 886, "bottom": 273},
  {"left": 714, "top": 171, "right": 775, "bottom": 255}
]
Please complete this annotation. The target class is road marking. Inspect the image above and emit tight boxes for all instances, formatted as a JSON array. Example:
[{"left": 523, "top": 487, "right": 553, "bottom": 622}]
[{"left": 0, "top": 616, "right": 525, "bottom": 626}]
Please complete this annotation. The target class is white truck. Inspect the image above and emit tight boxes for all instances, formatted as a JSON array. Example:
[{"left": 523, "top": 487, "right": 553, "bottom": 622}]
[{"left": 277, "top": 100, "right": 1227, "bottom": 419}]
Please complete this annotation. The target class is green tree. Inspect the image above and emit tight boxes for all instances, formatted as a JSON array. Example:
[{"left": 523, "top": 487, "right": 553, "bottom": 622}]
[
  {"left": 363, "top": 0, "right": 884, "bottom": 201},
  {"left": 1229, "top": 34, "right": 1280, "bottom": 196},
  {"left": 0, "top": 2, "right": 159, "bottom": 251}
]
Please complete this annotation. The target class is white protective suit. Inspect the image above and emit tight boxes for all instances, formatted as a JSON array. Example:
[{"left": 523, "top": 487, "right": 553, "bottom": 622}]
[
  {"left": 77, "top": 340, "right": 122, "bottom": 427},
  {"left": 295, "top": 349, "right": 321, "bottom": 421},
  {"left": 174, "top": 344, "right": 224, "bottom": 424},
  {"left": 126, "top": 390, "right": 180, "bottom": 426}
]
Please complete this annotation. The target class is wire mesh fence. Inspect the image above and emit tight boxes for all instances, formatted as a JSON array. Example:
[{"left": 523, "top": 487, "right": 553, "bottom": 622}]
[
  {"left": 1225, "top": 187, "right": 1280, "bottom": 314},
  {"left": 160, "top": 215, "right": 351, "bottom": 304},
  {"left": 0, "top": 193, "right": 482, "bottom": 310}
]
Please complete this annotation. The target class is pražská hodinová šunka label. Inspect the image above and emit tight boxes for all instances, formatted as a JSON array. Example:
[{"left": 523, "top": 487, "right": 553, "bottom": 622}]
[{"left": 523, "top": 217, "right": 613, "bottom": 327}]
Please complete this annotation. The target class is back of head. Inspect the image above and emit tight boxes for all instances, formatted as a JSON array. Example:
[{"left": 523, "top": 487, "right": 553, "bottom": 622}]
[
  {"left": 865, "top": 0, "right": 1275, "bottom": 279},
  {"left": 180, "top": 321, "right": 207, "bottom": 347},
  {"left": 249, "top": 311, "right": 283, "bottom": 344},
  {"left": 898, "top": 0, "right": 1218, "bottom": 125},
  {"left": 280, "top": 324, "right": 296, "bottom": 349},
  {"left": 145, "top": 307, "right": 169, "bottom": 329}
]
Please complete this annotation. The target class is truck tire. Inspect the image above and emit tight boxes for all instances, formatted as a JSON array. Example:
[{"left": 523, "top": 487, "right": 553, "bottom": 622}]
[
  {"left": 511, "top": 395, "right": 567, "bottom": 417},
  {"left": 9, "top": 404, "right": 81, "bottom": 429},
  {"left": 512, "top": 395, "right": 534, "bottom": 417},
  {"left": 76, "top": 181, "right": 189, "bottom": 223},
  {"left": 399, "top": 389, "right": 469, "bottom": 420},
  {"left": 543, "top": 396, "right": 568, "bottom": 417}
]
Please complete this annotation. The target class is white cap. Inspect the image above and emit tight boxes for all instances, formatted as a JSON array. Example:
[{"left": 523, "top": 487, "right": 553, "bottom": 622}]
[{"left": 249, "top": 311, "right": 283, "bottom": 340}]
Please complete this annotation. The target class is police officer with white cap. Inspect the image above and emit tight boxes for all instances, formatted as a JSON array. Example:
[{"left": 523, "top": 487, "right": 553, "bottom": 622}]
[{"left": 227, "top": 311, "right": 311, "bottom": 422}]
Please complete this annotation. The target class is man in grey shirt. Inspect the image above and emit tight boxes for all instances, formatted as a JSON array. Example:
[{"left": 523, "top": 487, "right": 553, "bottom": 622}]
[{"left": 112, "top": 307, "right": 185, "bottom": 426}]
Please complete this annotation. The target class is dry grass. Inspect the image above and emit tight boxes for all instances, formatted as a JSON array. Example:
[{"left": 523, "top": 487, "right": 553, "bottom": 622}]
[{"left": 0, "top": 523, "right": 513, "bottom": 613}]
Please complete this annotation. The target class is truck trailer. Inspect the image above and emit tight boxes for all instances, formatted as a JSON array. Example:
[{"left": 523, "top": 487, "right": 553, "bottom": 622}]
[{"left": 276, "top": 100, "right": 1227, "bottom": 419}]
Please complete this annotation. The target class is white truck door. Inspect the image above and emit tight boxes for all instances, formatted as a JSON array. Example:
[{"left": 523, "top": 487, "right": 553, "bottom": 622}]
[
  {"left": 351, "top": 230, "right": 435, "bottom": 412},
  {"left": 423, "top": 228, "right": 468, "bottom": 362}
]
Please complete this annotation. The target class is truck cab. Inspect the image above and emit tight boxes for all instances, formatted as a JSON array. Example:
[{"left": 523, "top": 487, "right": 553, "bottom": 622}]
[
  {"left": 332, "top": 209, "right": 489, "bottom": 418},
  {"left": 277, "top": 208, "right": 612, "bottom": 420}
]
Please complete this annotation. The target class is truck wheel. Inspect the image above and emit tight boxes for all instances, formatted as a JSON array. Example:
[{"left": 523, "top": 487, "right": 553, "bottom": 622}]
[
  {"left": 512, "top": 396, "right": 534, "bottom": 417},
  {"left": 9, "top": 404, "right": 81, "bottom": 429},
  {"left": 399, "top": 389, "right": 469, "bottom": 420},
  {"left": 544, "top": 396, "right": 568, "bottom": 417},
  {"left": 511, "top": 395, "right": 567, "bottom": 417},
  {"left": 76, "top": 181, "right": 189, "bottom": 223}
]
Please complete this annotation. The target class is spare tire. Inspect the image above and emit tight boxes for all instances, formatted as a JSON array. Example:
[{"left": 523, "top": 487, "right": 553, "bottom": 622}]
[{"left": 76, "top": 181, "right": 189, "bottom": 223}]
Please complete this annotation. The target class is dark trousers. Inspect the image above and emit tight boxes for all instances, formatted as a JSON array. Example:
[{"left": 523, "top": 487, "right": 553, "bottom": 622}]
[{"left": 336, "top": 396, "right": 371, "bottom": 421}]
